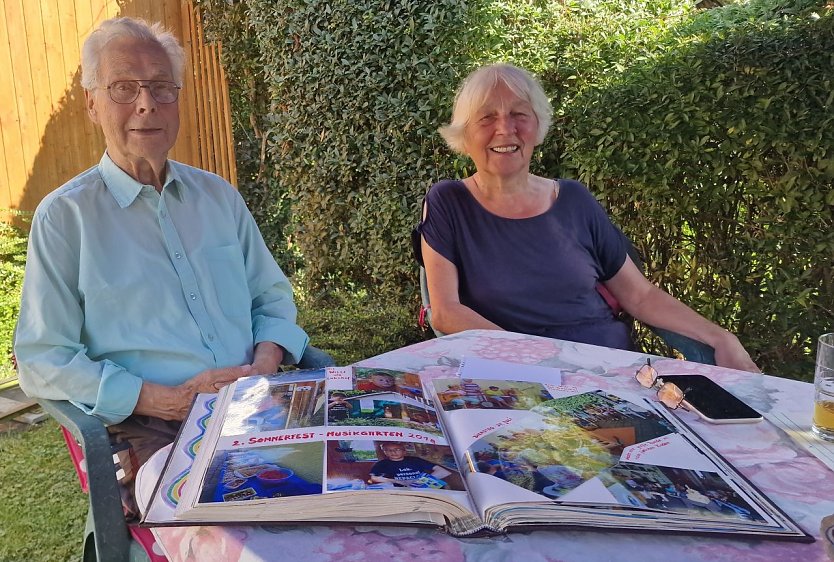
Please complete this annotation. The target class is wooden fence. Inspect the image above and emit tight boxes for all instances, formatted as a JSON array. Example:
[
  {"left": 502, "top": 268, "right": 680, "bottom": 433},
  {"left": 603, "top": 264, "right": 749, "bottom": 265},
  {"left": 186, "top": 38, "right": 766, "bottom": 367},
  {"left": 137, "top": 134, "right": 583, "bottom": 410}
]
[{"left": 0, "top": 0, "right": 236, "bottom": 226}]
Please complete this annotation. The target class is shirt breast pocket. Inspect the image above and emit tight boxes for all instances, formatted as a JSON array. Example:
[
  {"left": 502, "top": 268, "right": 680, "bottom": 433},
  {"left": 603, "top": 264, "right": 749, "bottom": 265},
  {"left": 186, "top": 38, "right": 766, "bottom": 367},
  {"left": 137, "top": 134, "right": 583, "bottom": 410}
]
[{"left": 203, "top": 245, "right": 250, "bottom": 318}]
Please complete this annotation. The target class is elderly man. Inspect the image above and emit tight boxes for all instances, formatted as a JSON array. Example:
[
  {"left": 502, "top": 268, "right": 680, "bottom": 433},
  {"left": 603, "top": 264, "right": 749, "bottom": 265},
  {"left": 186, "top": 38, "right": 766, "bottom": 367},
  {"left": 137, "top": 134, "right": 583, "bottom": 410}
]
[{"left": 14, "top": 17, "right": 308, "bottom": 517}]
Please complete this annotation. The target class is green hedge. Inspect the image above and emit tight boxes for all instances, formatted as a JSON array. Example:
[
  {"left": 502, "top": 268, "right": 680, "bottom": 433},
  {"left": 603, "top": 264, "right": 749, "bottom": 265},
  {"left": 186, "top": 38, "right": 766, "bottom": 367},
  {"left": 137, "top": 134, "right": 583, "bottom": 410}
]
[
  {"left": 199, "top": 1, "right": 303, "bottom": 273},
  {"left": 562, "top": 1, "right": 834, "bottom": 379},
  {"left": 0, "top": 217, "right": 28, "bottom": 370},
  {"left": 197, "top": 0, "right": 699, "bottom": 291},
  {"left": 203, "top": 0, "right": 478, "bottom": 290},
  {"left": 246, "top": 0, "right": 476, "bottom": 293},
  {"left": 199, "top": 0, "right": 833, "bottom": 378}
]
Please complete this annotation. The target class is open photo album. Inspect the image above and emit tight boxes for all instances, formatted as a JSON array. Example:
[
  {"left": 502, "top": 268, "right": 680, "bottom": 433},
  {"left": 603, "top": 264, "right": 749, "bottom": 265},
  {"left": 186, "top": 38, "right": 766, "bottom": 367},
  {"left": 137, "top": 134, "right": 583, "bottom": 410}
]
[{"left": 141, "top": 364, "right": 812, "bottom": 542}]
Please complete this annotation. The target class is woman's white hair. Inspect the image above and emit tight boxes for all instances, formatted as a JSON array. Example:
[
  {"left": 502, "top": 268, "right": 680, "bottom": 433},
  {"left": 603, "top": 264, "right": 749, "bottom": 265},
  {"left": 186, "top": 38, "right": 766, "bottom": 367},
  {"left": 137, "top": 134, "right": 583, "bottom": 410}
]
[
  {"left": 439, "top": 63, "right": 552, "bottom": 155},
  {"left": 81, "top": 17, "right": 185, "bottom": 89}
]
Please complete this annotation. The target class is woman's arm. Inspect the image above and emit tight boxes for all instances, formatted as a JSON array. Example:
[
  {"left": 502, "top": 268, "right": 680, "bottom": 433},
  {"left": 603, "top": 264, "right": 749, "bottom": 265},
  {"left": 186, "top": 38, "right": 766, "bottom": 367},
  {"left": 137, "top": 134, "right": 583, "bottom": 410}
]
[
  {"left": 421, "top": 236, "right": 503, "bottom": 334},
  {"left": 603, "top": 257, "right": 760, "bottom": 372}
]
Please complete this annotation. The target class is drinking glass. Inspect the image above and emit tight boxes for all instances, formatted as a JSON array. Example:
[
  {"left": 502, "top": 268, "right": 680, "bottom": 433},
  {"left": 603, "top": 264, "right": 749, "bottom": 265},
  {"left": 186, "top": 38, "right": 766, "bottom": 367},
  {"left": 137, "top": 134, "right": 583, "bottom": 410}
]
[{"left": 812, "top": 333, "right": 834, "bottom": 441}]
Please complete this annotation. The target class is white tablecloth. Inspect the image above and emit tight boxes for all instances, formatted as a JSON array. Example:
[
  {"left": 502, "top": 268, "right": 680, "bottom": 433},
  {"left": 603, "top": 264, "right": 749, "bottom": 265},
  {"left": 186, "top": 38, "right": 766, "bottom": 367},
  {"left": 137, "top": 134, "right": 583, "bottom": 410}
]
[{"left": 137, "top": 330, "right": 832, "bottom": 561}]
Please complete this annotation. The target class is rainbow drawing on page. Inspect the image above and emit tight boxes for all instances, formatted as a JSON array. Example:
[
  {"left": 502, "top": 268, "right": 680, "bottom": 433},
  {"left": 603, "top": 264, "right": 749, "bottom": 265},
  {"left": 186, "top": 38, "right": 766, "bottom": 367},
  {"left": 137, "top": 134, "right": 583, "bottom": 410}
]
[{"left": 164, "top": 397, "right": 216, "bottom": 507}]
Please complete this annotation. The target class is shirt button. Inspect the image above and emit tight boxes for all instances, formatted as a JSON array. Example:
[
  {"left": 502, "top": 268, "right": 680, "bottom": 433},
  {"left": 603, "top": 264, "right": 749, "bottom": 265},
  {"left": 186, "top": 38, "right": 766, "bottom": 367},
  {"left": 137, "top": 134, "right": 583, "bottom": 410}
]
[
  {"left": 208, "top": 334, "right": 215, "bottom": 341},
  {"left": 190, "top": 292, "right": 197, "bottom": 300},
  {"left": 174, "top": 252, "right": 182, "bottom": 259},
  {"left": 160, "top": 211, "right": 167, "bottom": 218}
]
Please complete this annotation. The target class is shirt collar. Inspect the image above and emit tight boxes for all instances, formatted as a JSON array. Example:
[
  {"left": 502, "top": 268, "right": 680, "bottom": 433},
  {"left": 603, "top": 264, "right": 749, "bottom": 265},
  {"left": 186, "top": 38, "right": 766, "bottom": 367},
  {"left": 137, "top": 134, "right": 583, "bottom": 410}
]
[{"left": 98, "top": 152, "right": 184, "bottom": 208}]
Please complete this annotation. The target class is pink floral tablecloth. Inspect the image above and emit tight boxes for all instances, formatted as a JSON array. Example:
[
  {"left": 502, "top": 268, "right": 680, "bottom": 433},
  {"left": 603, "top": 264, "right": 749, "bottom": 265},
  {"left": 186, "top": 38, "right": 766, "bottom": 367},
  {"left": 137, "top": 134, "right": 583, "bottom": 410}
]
[{"left": 138, "top": 330, "right": 832, "bottom": 561}]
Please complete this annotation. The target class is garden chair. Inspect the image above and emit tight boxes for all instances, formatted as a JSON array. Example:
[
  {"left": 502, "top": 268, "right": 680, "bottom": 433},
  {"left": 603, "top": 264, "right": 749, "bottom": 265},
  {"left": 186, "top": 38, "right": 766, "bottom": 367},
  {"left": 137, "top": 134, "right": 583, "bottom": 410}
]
[
  {"left": 36, "top": 345, "right": 335, "bottom": 562},
  {"left": 411, "top": 210, "right": 715, "bottom": 365}
]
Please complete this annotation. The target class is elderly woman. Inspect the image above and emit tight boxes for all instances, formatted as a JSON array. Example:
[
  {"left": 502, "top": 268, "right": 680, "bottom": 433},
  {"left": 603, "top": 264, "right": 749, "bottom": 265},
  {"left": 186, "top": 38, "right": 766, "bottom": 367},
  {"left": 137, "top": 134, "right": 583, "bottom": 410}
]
[{"left": 419, "top": 63, "right": 759, "bottom": 372}]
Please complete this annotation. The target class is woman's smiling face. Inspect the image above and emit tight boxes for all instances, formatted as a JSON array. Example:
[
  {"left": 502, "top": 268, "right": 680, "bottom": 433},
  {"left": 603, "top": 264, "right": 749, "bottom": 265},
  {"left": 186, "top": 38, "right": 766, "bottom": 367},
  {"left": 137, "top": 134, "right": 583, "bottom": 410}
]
[{"left": 463, "top": 81, "right": 539, "bottom": 180}]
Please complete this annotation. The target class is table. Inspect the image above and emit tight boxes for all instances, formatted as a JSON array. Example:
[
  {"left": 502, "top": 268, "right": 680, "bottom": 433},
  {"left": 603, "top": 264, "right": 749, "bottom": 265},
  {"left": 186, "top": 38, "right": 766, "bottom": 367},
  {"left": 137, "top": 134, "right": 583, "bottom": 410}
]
[{"left": 136, "top": 329, "right": 834, "bottom": 561}]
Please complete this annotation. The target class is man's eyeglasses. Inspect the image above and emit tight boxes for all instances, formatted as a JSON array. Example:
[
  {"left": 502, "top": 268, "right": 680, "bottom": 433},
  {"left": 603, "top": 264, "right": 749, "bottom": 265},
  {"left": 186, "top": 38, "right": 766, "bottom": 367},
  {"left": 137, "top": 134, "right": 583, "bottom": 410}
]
[
  {"left": 635, "top": 359, "right": 687, "bottom": 410},
  {"left": 104, "top": 80, "right": 181, "bottom": 104}
]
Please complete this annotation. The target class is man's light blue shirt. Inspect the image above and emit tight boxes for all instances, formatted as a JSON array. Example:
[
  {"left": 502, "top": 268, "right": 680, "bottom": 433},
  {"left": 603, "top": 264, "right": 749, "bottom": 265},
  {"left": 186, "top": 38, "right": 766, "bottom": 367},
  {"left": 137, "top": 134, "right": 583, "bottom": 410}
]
[{"left": 15, "top": 153, "right": 308, "bottom": 425}]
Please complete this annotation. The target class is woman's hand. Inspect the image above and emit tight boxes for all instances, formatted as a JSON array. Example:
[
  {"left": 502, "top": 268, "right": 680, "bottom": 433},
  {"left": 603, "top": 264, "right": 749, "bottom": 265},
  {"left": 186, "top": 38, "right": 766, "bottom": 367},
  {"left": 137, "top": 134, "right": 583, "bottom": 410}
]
[
  {"left": 605, "top": 259, "right": 761, "bottom": 373},
  {"left": 712, "top": 332, "right": 761, "bottom": 373}
]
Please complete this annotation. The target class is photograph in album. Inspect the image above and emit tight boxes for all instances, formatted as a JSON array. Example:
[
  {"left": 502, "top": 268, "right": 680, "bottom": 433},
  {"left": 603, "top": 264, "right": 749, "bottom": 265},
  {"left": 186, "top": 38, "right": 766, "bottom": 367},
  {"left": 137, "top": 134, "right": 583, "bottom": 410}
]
[
  {"left": 325, "top": 440, "right": 465, "bottom": 492},
  {"left": 219, "top": 376, "right": 326, "bottom": 435},
  {"left": 433, "top": 378, "right": 553, "bottom": 411},
  {"left": 598, "top": 463, "right": 764, "bottom": 522},
  {"left": 200, "top": 441, "right": 324, "bottom": 503},
  {"left": 325, "top": 389, "right": 441, "bottom": 435}
]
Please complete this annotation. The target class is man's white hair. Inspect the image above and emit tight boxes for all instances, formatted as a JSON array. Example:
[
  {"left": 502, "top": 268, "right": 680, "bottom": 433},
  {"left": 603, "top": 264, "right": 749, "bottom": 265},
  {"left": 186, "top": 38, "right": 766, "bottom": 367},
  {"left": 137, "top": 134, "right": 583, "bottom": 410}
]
[{"left": 81, "top": 17, "right": 185, "bottom": 89}]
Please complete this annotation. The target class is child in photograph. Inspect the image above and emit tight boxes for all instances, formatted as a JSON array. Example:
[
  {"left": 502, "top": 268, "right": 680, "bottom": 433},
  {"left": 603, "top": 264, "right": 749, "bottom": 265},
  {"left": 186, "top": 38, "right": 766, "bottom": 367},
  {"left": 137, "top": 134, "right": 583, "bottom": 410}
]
[
  {"left": 461, "top": 379, "right": 486, "bottom": 406},
  {"left": 484, "top": 386, "right": 510, "bottom": 408},
  {"left": 248, "top": 386, "right": 292, "bottom": 431},
  {"left": 369, "top": 442, "right": 451, "bottom": 488},
  {"left": 502, "top": 387, "right": 519, "bottom": 407},
  {"left": 357, "top": 371, "right": 398, "bottom": 393},
  {"left": 327, "top": 392, "right": 353, "bottom": 422},
  {"left": 477, "top": 461, "right": 508, "bottom": 481},
  {"left": 438, "top": 384, "right": 467, "bottom": 409}
]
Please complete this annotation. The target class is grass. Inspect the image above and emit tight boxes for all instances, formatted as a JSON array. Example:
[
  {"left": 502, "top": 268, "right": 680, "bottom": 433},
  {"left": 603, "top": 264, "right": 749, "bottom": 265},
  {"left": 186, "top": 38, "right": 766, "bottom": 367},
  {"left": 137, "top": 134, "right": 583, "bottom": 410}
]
[
  {"left": 296, "top": 284, "right": 429, "bottom": 365},
  {"left": 0, "top": 420, "right": 87, "bottom": 562},
  {"left": 0, "top": 289, "right": 428, "bottom": 561}
]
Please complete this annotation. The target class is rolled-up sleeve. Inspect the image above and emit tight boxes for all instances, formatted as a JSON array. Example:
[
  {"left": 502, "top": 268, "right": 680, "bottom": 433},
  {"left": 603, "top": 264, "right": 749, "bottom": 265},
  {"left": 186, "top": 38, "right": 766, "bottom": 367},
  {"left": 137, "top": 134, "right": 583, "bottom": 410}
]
[{"left": 15, "top": 207, "right": 142, "bottom": 425}]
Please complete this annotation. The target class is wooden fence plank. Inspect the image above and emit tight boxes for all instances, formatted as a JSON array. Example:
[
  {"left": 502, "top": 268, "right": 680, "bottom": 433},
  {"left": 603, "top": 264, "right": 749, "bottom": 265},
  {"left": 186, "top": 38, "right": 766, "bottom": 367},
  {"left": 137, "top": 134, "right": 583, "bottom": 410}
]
[
  {"left": 218, "top": 44, "right": 237, "bottom": 187},
  {"left": 217, "top": 45, "right": 233, "bottom": 182},
  {"left": 6, "top": 0, "right": 40, "bottom": 199},
  {"left": 104, "top": 0, "right": 120, "bottom": 20},
  {"left": 56, "top": 0, "right": 89, "bottom": 180},
  {"left": 2, "top": 0, "right": 238, "bottom": 218},
  {"left": 86, "top": 0, "right": 108, "bottom": 29},
  {"left": 1, "top": 0, "right": 26, "bottom": 208},
  {"left": 0, "top": 115, "right": 9, "bottom": 212},
  {"left": 20, "top": 0, "right": 58, "bottom": 190},
  {"left": 39, "top": 0, "right": 75, "bottom": 189},
  {"left": 73, "top": 0, "right": 104, "bottom": 168},
  {"left": 147, "top": 0, "right": 165, "bottom": 32},
  {"left": 0, "top": 4, "right": 17, "bottom": 210},
  {"left": 172, "top": 0, "right": 197, "bottom": 166},
  {"left": 187, "top": 1, "right": 209, "bottom": 171},
  {"left": 204, "top": 40, "right": 219, "bottom": 176},
  {"left": 196, "top": 9, "right": 217, "bottom": 173},
  {"left": 212, "top": 43, "right": 228, "bottom": 180}
]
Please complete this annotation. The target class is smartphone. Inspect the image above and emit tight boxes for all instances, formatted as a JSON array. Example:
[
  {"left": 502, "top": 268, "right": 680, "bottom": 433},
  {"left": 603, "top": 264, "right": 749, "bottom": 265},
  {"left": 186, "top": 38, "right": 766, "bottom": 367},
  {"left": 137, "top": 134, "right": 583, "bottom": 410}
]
[{"left": 660, "top": 374, "right": 763, "bottom": 424}]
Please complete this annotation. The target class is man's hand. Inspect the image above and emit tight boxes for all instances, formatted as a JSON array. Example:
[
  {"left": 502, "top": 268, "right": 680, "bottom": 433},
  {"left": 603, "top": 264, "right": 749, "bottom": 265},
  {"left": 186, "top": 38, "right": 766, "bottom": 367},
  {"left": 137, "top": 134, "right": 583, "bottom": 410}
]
[
  {"left": 251, "top": 341, "right": 286, "bottom": 375},
  {"left": 135, "top": 364, "right": 254, "bottom": 421},
  {"left": 183, "top": 365, "right": 255, "bottom": 394}
]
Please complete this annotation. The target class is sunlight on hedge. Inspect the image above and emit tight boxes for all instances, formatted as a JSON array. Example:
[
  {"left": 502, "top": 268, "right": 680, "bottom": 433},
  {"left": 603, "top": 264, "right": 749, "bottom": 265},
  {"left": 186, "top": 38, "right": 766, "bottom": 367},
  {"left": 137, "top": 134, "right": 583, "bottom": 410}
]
[{"left": 198, "top": 0, "right": 833, "bottom": 379}]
